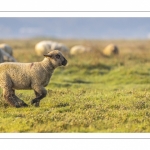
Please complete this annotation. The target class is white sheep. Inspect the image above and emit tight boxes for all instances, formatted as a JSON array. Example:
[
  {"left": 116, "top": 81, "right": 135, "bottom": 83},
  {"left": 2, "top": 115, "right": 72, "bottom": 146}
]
[
  {"left": 102, "top": 44, "right": 119, "bottom": 57},
  {"left": 0, "top": 50, "right": 67, "bottom": 108},
  {"left": 35, "top": 41, "right": 52, "bottom": 56},
  {"left": 0, "top": 49, "right": 4, "bottom": 63},
  {"left": 35, "top": 41, "right": 69, "bottom": 56},
  {"left": 0, "top": 43, "right": 13, "bottom": 56},
  {"left": 70, "top": 45, "right": 91, "bottom": 55},
  {"left": 0, "top": 49, "right": 17, "bottom": 62},
  {"left": 51, "top": 42, "right": 69, "bottom": 52}
]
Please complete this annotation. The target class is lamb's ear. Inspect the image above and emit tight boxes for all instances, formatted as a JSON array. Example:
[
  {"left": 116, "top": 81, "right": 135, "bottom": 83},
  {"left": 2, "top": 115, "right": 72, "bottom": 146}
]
[{"left": 44, "top": 54, "right": 52, "bottom": 58}]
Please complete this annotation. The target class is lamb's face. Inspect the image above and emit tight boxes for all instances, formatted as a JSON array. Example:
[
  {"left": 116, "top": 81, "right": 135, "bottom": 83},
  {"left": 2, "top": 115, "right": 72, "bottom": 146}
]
[{"left": 44, "top": 50, "right": 67, "bottom": 67}]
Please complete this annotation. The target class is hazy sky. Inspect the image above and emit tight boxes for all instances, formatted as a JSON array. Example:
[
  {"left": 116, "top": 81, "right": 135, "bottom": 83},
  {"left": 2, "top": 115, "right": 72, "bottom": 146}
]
[{"left": 0, "top": 17, "right": 150, "bottom": 39}]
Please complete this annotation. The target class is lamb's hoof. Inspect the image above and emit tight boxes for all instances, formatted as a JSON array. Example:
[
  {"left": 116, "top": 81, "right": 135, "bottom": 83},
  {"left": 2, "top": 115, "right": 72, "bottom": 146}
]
[
  {"left": 15, "top": 103, "right": 21, "bottom": 108},
  {"left": 31, "top": 100, "right": 40, "bottom": 107},
  {"left": 31, "top": 99, "right": 37, "bottom": 105},
  {"left": 15, "top": 105, "right": 21, "bottom": 108},
  {"left": 31, "top": 100, "right": 35, "bottom": 105},
  {"left": 15, "top": 103, "right": 28, "bottom": 108},
  {"left": 14, "top": 102, "right": 21, "bottom": 108},
  {"left": 19, "top": 101, "right": 28, "bottom": 107},
  {"left": 21, "top": 103, "right": 28, "bottom": 107},
  {"left": 35, "top": 102, "right": 40, "bottom": 107}
]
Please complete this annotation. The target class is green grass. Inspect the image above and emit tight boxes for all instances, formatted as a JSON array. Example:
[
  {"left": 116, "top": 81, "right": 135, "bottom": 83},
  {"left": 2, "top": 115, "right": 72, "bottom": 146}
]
[{"left": 1, "top": 39, "right": 150, "bottom": 132}]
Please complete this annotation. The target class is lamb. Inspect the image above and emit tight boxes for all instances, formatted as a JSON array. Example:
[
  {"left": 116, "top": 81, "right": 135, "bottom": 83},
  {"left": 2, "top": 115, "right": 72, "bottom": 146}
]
[
  {"left": 70, "top": 45, "right": 91, "bottom": 55},
  {"left": 0, "top": 50, "right": 67, "bottom": 108},
  {"left": 102, "top": 44, "right": 119, "bottom": 57},
  {"left": 0, "top": 43, "right": 13, "bottom": 56},
  {"left": 35, "top": 41, "right": 69, "bottom": 56}
]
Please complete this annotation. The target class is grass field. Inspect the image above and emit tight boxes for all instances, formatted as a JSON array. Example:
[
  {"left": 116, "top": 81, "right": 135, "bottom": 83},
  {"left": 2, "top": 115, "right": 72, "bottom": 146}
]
[{"left": 1, "top": 38, "right": 150, "bottom": 132}]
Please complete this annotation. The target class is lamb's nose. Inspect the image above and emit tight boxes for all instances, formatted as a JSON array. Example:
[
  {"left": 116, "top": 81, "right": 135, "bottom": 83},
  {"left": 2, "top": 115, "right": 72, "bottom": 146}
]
[{"left": 62, "top": 58, "right": 67, "bottom": 66}]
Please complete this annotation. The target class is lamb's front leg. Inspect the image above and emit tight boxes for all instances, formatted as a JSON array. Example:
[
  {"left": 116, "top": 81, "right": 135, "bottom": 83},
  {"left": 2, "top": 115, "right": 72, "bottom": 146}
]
[{"left": 31, "top": 86, "right": 47, "bottom": 107}]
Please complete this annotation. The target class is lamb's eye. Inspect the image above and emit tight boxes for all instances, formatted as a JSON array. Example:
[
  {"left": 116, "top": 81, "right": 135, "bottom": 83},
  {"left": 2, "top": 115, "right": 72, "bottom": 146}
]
[{"left": 56, "top": 54, "right": 60, "bottom": 59}]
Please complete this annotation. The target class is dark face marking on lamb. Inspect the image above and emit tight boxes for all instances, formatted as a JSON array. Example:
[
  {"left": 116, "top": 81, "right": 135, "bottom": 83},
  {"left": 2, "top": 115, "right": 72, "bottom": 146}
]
[
  {"left": 62, "top": 58, "right": 67, "bottom": 66},
  {"left": 55, "top": 54, "right": 60, "bottom": 59}
]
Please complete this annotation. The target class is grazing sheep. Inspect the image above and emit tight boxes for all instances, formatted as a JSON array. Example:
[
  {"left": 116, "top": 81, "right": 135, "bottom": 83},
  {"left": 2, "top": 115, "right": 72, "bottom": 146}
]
[
  {"left": 70, "top": 45, "right": 91, "bottom": 55},
  {"left": 0, "top": 43, "right": 13, "bottom": 56},
  {"left": 35, "top": 41, "right": 52, "bottom": 56},
  {"left": 35, "top": 41, "right": 69, "bottom": 56},
  {"left": 51, "top": 42, "right": 69, "bottom": 52},
  {"left": 0, "top": 49, "right": 16, "bottom": 62},
  {"left": 0, "top": 49, "right": 4, "bottom": 63},
  {"left": 102, "top": 44, "right": 119, "bottom": 57},
  {"left": 0, "top": 50, "right": 67, "bottom": 108}
]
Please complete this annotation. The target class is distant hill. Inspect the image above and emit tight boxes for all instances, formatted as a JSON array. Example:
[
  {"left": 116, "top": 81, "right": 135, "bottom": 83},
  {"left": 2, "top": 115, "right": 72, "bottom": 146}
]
[{"left": 0, "top": 17, "right": 150, "bottom": 39}]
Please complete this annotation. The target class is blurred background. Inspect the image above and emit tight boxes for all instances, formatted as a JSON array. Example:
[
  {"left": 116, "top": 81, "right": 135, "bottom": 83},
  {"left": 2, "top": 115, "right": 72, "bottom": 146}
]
[{"left": 1, "top": 17, "right": 150, "bottom": 39}]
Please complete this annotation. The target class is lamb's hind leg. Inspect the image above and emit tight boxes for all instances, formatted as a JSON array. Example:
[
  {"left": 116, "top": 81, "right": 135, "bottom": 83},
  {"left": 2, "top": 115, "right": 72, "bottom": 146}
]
[
  {"left": 3, "top": 88, "right": 20, "bottom": 108},
  {"left": 31, "top": 87, "right": 47, "bottom": 107},
  {"left": 12, "top": 89, "right": 28, "bottom": 107}
]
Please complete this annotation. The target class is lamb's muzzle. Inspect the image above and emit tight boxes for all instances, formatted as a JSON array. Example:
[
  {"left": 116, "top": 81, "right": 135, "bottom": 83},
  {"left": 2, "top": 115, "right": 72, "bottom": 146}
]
[{"left": 62, "top": 58, "right": 67, "bottom": 66}]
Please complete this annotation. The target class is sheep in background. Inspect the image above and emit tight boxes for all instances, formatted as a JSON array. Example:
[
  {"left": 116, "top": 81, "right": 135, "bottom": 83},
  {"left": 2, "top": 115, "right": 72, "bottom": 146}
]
[
  {"left": 102, "top": 44, "right": 119, "bottom": 57},
  {"left": 0, "top": 43, "right": 13, "bottom": 56},
  {"left": 0, "top": 50, "right": 4, "bottom": 63},
  {"left": 35, "top": 40, "right": 69, "bottom": 56},
  {"left": 70, "top": 45, "right": 92, "bottom": 55},
  {"left": 35, "top": 41, "right": 52, "bottom": 56},
  {"left": 51, "top": 42, "right": 69, "bottom": 52},
  {"left": 0, "top": 49, "right": 17, "bottom": 62},
  {"left": 0, "top": 50, "right": 67, "bottom": 108}
]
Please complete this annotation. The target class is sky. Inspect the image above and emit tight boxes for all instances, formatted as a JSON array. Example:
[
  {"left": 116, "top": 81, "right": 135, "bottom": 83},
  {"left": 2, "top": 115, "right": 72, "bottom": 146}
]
[{"left": 0, "top": 17, "right": 150, "bottom": 39}]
